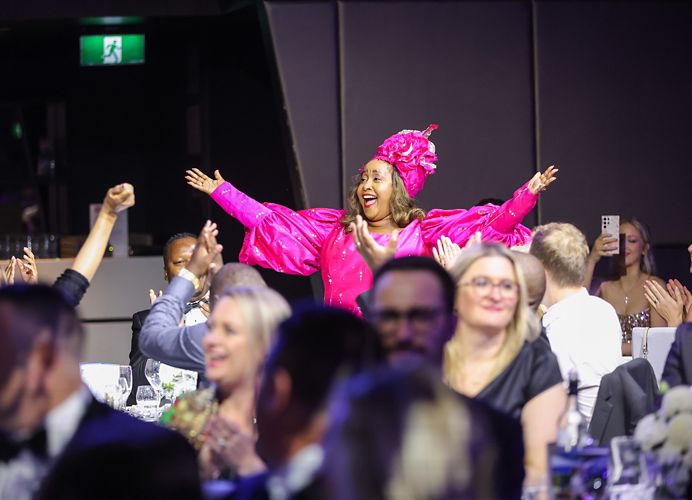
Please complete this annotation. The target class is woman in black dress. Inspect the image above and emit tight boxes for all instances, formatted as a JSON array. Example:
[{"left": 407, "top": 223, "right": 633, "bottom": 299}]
[{"left": 445, "top": 243, "right": 564, "bottom": 489}]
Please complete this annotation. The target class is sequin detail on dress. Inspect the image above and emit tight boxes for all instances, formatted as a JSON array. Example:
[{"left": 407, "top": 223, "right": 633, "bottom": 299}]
[{"left": 618, "top": 309, "right": 650, "bottom": 344}]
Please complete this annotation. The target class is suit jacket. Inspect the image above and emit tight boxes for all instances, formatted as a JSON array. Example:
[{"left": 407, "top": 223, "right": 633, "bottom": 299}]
[
  {"left": 128, "top": 309, "right": 150, "bottom": 406},
  {"left": 588, "top": 358, "right": 659, "bottom": 446},
  {"left": 37, "top": 398, "right": 201, "bottom": 500},
  {"left": 662, "top": 322, "right": 692, "bottom": 388}
]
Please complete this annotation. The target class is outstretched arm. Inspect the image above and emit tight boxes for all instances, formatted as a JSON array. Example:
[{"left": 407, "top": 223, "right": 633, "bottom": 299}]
[
  {"left": 489, "top": 166, "right": 558, "bottom": 234},
  {"left": 71, "top": 183, "right": 135, "bottom": 281},
  {"left": 53, "top": 183, "right": 134, "bottom": 306}
]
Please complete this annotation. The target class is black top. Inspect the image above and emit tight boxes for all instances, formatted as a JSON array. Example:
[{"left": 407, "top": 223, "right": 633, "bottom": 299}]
[
  {"left": 53, "top": 269, "right": 90, "bottom": 307},
  {"left": 475, "top": 339, "right": 563, "bottom": 419}
]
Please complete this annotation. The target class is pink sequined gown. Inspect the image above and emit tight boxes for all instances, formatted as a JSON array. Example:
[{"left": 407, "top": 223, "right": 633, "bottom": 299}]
[{"left": 211, "top": 181, "right": 538, "bottom": 315}]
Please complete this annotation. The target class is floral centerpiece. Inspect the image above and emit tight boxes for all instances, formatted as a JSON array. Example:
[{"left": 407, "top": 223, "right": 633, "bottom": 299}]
[{"left": 634, "top": 385, "right": 692, "bottom": 498}]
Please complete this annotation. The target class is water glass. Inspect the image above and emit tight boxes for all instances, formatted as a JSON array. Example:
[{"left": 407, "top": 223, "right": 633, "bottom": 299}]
[
  {"left": 136, "top": 385, "right": 160, "bottom": 408},
  {"left": 145, "top": 359, "right": 162, "bottom": 394},
  {"left": 119, "top": 365, "right": 133, "bottom": 401}
]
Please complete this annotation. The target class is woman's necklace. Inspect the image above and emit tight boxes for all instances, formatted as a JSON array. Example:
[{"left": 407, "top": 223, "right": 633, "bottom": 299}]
[{"left": 619, "top": 277, "right": 641, "bottom": 307}]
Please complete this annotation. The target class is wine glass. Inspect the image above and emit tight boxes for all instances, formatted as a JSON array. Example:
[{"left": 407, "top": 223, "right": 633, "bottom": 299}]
[
  {"left": 135, "top": 385, "right": 160, "bottom": 420},
  {"left": 118, "top": 365, "right": 133, "bottom": 403},
  {"left": 144, "top": 359, "right": 162, "bottom": 396}
]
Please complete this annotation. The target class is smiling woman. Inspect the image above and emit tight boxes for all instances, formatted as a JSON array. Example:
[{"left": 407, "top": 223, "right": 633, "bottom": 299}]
[
  {"left": 161, "top": 286, "right": 290, "bottom": 480},
  {"left": 445, "top": 243, "right": 565, "bottom": 489},
  {"left": 186, "top": 125, "right": 557, "bottom": 315}
]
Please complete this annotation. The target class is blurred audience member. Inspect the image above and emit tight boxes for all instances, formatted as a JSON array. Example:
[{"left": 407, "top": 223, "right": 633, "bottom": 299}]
[
  {"left": 530, "top": 223, "right": 621, "bottom": 423},
  {"left": 661, "top": 242, "right": 692, "bottom": 388},
  {"left": 139, "top": 222, "right": 266, "bottom": 372},
  {"left": 369, "top": 256, "right": 456, "bottom": 367},
  {"left": 162, "top": 286, "right": 290, "bottom": 480},
  {"left": 583, "top": 217, "right": 667, "bottom": 354},
  {"left": 446, "top": 243, "right": 564, "bottom": 487},
  {"left": 323, "top": 366, "right": 486, "bottom": 500},
  {"left": 0, "top": 285, "right": 200, "bottom": 500},
  {"left": 234, "top": 304, "right": 383, "bottom": 500}
]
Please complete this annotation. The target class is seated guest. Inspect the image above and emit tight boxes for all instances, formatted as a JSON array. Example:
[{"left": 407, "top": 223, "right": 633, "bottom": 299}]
[
  {"left": 162, "top": 285, "right": 290, "bottom": 480},
  {"left": 0, "top": 183, "right": 135, "bottom": 307},
  {"left": 234, "top": 304, "right": 383, "bottom": 500},
  {"left": 583, "top": 217, "right": 667, "bottom": 355},
  {"left": 0, "top": 285, "right": 201, "bottom": 500},
  {"left": 139, "top": 221, "right": 266, "bottom": 372},
  {"left": 368, "top": 256, "right": 525, "bottom": 496},
  {"left": 445, "top": 243, "right": 564, "bottom": 488},
  {"left": 530, "top": 223, "right": 622, "bottom": 424},
  {"left": 323, "top": 366, "right": 488, "bottom": 500},
  {"left": 512, "top": 251, "right": 550, "bottom": 346},
  {"left": 128, "top": 231, "right": 212, "bottom": 404},
  {"left": 661, "top": 243, "right": 692, "bottom": 387}
]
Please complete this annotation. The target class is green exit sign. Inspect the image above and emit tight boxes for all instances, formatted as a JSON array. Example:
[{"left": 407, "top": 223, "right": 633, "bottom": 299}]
[{"left": 80, "top": 34, "right": 145, "bottom": 66}]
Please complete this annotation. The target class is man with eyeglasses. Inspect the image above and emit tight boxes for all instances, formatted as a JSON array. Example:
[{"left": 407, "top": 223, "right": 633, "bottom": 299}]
[
  {"left": 367, "top": 256, "right": 525, "bottom": 497},
  {"left": 368, "top": 256, "right": 457, "bottom": 366}
]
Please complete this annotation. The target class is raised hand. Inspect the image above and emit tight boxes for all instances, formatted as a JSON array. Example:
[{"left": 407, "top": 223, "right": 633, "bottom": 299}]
[
  {"left": 149, "top": 289, "right": 163, "bottom": 305},
  {"left": 205, "top": 415, "right": 265, "bottom": 476},
  {"left": 432, "top": 236, "right": 462, "bottom": 270},
  {"left": 103, "top": 183, "right": 135, "bottom": 215},
  {"left": 668, "top": 279, "right": 692, "bottom": 323},
  {"left": 2, "top": 257, "right": 16, "bottom": 285},
  {"left": 644, "top": 279, "right": 684, "bottom": 327},
  {"left": 186, "top": 220, "right": 223, "bottom": 278},
  {"left": 528, "top": 166, "right": 559, "bottom": 195},
  {"left": 588, "top": 233, "right": 619, "bottom": 263},
  {"left": 350, "top": 214, "right": 399, "bottom": 272},
  {"left": 185, "top": 168, "right": 225, "bottom": 195},
  {"left": 17, "top": 247, "right": 38, "bottom": 284}
]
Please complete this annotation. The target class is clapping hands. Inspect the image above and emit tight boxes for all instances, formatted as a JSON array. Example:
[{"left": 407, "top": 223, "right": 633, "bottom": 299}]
[
  {"left": 1, "top": 247, "right": 39, "bottom": 285},
  {"left": 350, "top": 215, "right": 399, "bottom": 272}
]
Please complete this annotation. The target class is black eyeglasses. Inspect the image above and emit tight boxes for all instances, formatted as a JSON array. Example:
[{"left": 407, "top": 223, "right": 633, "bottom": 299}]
[{"left": 370, "top": 307, "right": 447, "bottom": 330}]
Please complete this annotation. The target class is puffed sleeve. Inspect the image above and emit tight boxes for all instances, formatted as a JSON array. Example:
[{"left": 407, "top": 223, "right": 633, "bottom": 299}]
[
  {"left": 421, "top": 181, "right": 538, "bottom": 248},
  {"left": 210, "top": 181, "right": 344, "bottom": 275}
]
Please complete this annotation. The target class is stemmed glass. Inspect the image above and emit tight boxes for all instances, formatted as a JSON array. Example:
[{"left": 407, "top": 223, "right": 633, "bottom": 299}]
[
  {"left": 118, "top": 365, "right": 133, "bottom": 404},
  {"left": 144, "top": 359, "right": 163, "bottom": 399}
]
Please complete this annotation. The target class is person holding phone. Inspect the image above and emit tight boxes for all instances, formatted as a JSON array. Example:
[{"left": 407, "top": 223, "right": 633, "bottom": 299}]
[{"left": 583, "top": 217, "right": 666, "bottom": 355}]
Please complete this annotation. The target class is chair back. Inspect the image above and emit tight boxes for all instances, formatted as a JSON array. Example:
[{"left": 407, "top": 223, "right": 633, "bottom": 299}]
[
  {"left": 588, "top": 358, "right": 659, "bottom": 446},
  {"left": 631, "top": 327, "right": 676, "bottom": 383}
]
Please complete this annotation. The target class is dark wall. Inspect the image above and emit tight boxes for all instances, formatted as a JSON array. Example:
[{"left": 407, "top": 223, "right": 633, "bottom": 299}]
[
  {"left": 264, "top": 0, "right": 692, "bottom": 287},
  {"left": 0, "top": 10, "right": 313, "bottom": 300}
]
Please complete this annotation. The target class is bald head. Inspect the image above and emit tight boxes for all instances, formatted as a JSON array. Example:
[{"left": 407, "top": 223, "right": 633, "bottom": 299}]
[
  {"left": 512, "top": 251, "right": 546, "bottom": 312},
  {"left": 210, "top": 263, "right": 267, "bottom": 308}
]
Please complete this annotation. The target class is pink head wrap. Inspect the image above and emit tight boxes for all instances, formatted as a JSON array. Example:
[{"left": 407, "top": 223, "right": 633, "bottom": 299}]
[{"left": 371, "top": 124, "right": 438, "bottom": 198}]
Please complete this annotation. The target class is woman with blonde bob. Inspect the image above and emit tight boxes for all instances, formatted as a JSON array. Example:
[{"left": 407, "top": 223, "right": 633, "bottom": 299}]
[
  {"left": 445, "top": 243, "right": 564, "bottom": 487},
  {"left": 162, "top": 285, "right": 291, "bottom": 480}
]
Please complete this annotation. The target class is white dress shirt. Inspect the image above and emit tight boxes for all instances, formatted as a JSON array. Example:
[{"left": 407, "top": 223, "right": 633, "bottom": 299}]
[
  {"left": 0, "top": 385, "right": 92, "bottom": 500},
  {"left": 543, "top": 288, "right": 623, "bottom": 424}
]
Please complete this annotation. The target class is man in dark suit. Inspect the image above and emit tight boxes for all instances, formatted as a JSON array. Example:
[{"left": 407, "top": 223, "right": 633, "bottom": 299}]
[
  {"left": 662, "top": 322, "right": 692, "bottom": 388},
  {"left": 128, "top": 232, "right": 206, "bottom": 404},
  {"left": 0, "top": 284, "right": 201, "bottom": 500}
]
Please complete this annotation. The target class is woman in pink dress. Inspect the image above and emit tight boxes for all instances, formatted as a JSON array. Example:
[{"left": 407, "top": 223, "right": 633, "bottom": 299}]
[{"left": 185, "top": 125, "right": 557, "bottom": 315}]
